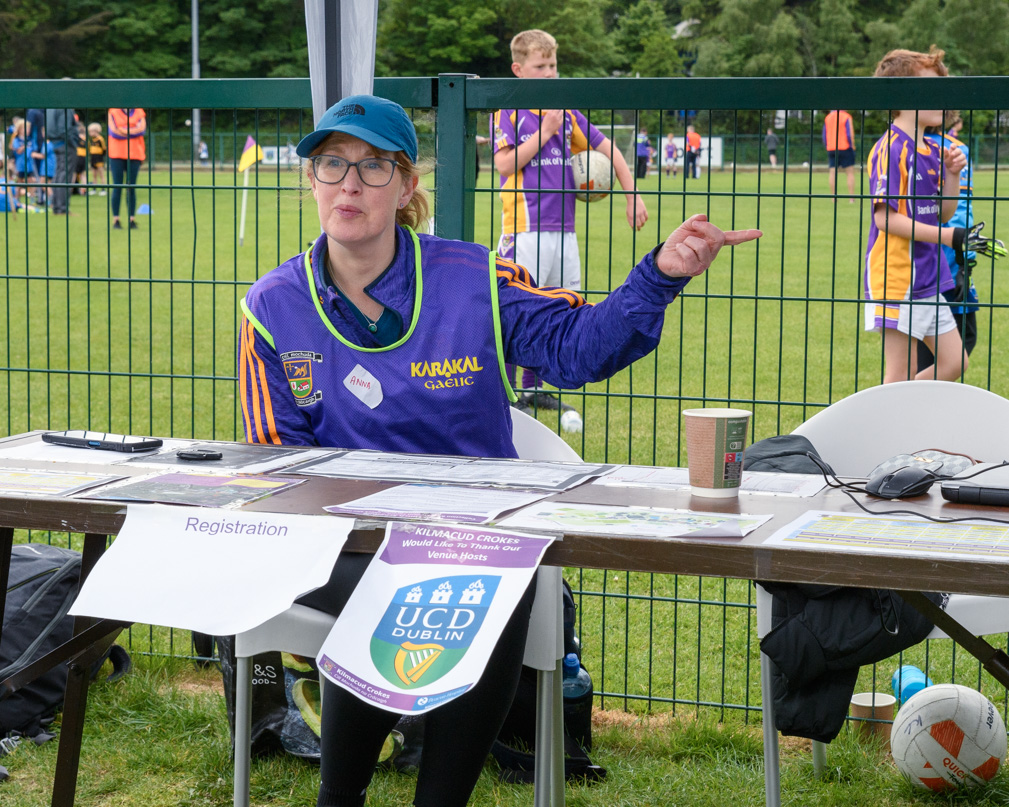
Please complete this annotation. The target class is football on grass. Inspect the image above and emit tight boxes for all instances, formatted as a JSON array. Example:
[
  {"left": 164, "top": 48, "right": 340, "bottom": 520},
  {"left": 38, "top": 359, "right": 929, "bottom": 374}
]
[
  {"left": 891, "top": 684, "right": 1007, "bottom": 791},
  {"left": 570, "top": 150, "right": 612, "bottom": 202}
]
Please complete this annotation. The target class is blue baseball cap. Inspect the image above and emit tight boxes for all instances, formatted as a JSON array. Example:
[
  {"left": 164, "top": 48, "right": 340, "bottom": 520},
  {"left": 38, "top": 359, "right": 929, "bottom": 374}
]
[{"left": 296, "top": 95, "right": 418, "bottom": 163}]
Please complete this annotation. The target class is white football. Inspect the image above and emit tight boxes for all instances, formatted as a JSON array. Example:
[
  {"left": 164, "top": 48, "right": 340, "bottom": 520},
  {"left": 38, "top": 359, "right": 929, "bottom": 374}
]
[
  {"left": 569, "top": 150, "right": 612, "bottom": 202},
  {"left": 891, "top": 684, "right": 1007, "bottom": 791}
]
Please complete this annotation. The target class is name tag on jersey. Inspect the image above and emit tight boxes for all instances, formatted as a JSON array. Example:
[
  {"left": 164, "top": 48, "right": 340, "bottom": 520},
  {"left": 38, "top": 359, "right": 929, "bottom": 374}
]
[{"left": 344, "top": 363, "right": 383, "bottom": 409}]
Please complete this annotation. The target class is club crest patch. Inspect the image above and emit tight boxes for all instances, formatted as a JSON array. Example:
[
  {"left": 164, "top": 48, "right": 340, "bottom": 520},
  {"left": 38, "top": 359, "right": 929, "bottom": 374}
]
[
  {"left": 370, "top": 575, "right": 500, "bottom": 689},
  {"left": 280, "top": 350, "right": 323, "bottom": 405},
  {"left": 285, "top": 360, "right": 313, "bottom": 397}
]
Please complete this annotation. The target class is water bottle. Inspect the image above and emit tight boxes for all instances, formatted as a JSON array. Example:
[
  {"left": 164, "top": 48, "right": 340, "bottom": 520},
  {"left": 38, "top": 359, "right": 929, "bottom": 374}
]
[
  {"left": 892, "top": 664, "right": 933, "bottom": 704},
  {"left": 562, "top": 653, "right": 591, "bottom": 698},
  {"left": 561, "top": 652, "right": 593, "bottom": 750}
]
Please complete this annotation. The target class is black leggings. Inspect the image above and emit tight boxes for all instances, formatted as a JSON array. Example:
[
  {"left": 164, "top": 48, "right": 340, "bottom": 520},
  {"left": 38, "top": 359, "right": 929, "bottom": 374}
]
[
  {"left": 109, "top": 157, "right": 141, "bottom": 218},
  {"left": 297, "top": 551, "right": 535, "bottom": 807}
]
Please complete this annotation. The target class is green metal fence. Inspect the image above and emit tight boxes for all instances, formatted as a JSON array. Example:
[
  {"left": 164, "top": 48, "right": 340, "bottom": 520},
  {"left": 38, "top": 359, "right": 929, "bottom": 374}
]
[{"left": 3, "top": 75, "right": 1008, "bottom": 722}]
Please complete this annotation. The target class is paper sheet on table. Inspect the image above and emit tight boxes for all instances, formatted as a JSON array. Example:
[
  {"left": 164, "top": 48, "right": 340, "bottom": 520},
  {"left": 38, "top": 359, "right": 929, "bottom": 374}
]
[
  {"left": 594, "top": 466, "right": 826, "bottom": 497},
  {"left": 70, "top": 504, "right": 352, "bottom": 634},
  {"left": 296, "top": 450, "right": 610, "bottom": 491},
  {"left": 317, "top": 521, "right": 553, "bottom": 714},
  {"left": 438, "top": 459, "right": 612, "bottom": 490},
  {"left": 497, "top": 502, "right": 771, "bottom": 538},
  {"left": 127, "top": 442, "right": 332, "bottom": 474},
  {"left": 79, "top": 471, "right": 303, "bottom": 508},
  {"left": 296, "top": 451, "right": 459, "bottom": 481},
  {"left": 0, "top": 438, "right": 193, "bottom": 466},
  {"left": 0, "top": 467, "right": 123, "bottom": 497},
  {"left": 324, "top": 483, "right": 551, "bottom": 524},
  {"left": 764, "top": 509, "right": 1009, "bottom": 561}
]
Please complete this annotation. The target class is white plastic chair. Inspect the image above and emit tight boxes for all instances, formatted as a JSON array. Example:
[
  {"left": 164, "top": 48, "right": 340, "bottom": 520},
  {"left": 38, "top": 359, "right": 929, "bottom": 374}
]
[
  {"left": 759, "top": 381, "right": 1009, "bottom": 806},
  {"left": 233, "top": 408, "right": 579, "bottom": 807}
]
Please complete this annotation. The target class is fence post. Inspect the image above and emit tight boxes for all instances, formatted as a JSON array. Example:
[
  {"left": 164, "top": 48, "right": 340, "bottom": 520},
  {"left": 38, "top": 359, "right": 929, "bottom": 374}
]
[{"left": 435, "top": 73, "right": 476, "bottom": 242}]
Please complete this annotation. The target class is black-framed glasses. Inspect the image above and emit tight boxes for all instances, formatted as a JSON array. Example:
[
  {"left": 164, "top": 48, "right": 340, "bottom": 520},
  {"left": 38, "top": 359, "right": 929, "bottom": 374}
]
[{"left": 309, "top": 155, "right": 399, "bottom": 187}]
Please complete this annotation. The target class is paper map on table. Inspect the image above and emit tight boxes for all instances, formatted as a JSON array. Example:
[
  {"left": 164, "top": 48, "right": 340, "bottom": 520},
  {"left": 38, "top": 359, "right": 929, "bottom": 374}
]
[
  {"left": 0, "top": 467, "right": 123, "bottom": 497},
  {"left": 593, "top": 466, "right": 826, "bottom": 497},
  {"left": 497, "top": 503, "right": 770, "bottom": 538},
  {"left": 295, "top": 450, "right": 610, "bottom": 491},
  {"left": 765, "top": 510, "right": 1009, "bottom": 561},
  {"left": 0, "top": 438, "right": 192, "bottom": 466},
  {"left": 324, "top": 484, "right": 550, "bottom": 524},
  {"left": 80, "top": 471, "right": 303, "bottom": 508}
]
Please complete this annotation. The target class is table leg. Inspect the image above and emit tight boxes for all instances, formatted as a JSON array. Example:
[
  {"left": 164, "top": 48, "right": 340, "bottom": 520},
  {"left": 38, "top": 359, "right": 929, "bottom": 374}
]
[
  {"left": 533, "top": 665, "right": 566, "bottom": 807},
  {"left": 51, "top": 533, "right": 108, "bottom": 807},
  {"left": 0, "top": 527, "right": 13, "bottom": 649},
  {"left": 760, "top": 651, "right": 781, "bottom": 807},
  {"left": 550, "top": 662, "right": 565, "bottom": 804},
  {"left": 233, "top": 655, "right": 253, "bottom": 807},
  {"left": 529, "top": 565, "right": 565, "bottom": 807}
]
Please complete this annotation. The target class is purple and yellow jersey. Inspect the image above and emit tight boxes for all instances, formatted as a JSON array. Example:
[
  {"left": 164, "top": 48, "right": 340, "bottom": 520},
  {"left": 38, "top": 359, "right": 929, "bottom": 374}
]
[
  {"left": 864, "top": 126, "right": 953, "bottom": 327},
  {"left": 240, "top": 228, "right": 518, "bottom": 458},
  {"left": 239, "top": 226, "right": 690, "bottom": 455},
  {"left": 665, "top": 141, "right": 677, "bottom": 160},
  {"left": 492, "top": 108, "right": 606, "bottom": 235}
]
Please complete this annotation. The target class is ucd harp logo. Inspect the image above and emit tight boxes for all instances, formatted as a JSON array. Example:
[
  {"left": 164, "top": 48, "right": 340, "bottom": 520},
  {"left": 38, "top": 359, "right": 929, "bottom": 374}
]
[{"left": 370, "top": 575, "right": 501, "bottom": 689}]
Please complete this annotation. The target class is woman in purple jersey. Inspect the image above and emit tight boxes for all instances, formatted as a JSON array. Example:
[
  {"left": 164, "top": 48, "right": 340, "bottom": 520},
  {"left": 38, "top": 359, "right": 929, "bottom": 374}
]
[{"left": 240, "top": 95, "right": 759, "bottom": 807}]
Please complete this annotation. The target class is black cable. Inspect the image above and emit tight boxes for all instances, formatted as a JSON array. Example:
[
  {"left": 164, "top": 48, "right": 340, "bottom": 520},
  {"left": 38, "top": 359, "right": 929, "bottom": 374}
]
[{"left": 804, "top": 452, "right": 1009, "bottom": 525}]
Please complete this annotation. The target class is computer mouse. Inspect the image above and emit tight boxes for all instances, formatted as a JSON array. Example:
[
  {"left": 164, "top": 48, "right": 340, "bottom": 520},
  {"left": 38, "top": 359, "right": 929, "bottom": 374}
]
[{"left": 865, "top": 465, "right": 938, "bottom": 499}]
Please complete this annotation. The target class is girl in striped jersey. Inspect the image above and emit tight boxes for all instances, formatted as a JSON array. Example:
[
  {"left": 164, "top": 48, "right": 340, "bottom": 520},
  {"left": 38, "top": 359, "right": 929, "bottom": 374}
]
[{"left": 864, "top": 47, "right": 968, "bottom": 383}]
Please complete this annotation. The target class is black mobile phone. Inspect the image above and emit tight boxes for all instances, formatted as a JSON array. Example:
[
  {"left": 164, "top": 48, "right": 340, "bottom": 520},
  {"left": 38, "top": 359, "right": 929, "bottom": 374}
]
[{"left": 41, "top": 430, "right": 164, "bottom": 453}]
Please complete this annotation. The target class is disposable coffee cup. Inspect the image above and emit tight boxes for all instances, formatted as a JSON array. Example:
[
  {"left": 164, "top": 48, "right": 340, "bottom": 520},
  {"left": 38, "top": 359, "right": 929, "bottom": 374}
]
[
  {"left": 850, "top": 692, "right": 896, "bottom": 742},
  {"left": 683, "top": 408, "right": 752, "bottom": 497}
]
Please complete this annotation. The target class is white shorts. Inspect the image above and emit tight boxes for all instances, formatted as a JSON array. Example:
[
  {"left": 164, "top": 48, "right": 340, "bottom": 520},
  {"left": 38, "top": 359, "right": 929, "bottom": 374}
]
[
  {"left": 864, "top": 294, "right": 957, "bottom": 341},
  {"left": 662, "top": 156, "right": 677, "bottom": 168},
  {"left": 497, "top": 230, "right": 581, "bottom": 289}
]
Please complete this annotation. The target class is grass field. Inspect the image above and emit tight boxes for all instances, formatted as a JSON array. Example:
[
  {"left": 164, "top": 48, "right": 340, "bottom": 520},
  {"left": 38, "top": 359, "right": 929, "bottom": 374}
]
[
  {"left": 3, "top": 163, "right": 1009, "bottom": 805},
  {"left": 2, "top": 654, "right": 1008, "bottom": 807},
  {"left": 4, "top": 164, "right": 1007, "bottom": 460}
]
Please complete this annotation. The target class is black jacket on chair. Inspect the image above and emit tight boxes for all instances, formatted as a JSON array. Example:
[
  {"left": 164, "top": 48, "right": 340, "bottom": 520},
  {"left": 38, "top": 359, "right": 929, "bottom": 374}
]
[
  {"left": 745, "top": 435, "right": 943, "bottom": 742},
  {"left": 759, "top": 582, "right": 942, "bottom": 742}
]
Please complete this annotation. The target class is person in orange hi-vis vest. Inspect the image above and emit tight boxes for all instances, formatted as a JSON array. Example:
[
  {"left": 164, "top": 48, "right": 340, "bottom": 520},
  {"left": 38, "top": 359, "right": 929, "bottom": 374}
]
[
  {"left": 823, "top": 109, "right": 856, "bottom": 202},
  {"left": 107, "top": 108, "right": 146, "bottom": 230},
  {"left": 685, "top": 125, "right": 702, "bottom": 179}
]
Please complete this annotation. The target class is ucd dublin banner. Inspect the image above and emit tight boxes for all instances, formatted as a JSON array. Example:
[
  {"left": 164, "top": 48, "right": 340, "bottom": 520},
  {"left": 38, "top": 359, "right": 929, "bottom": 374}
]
[{"left": 316, "top": 521, "right": 553, "bottom": 714}]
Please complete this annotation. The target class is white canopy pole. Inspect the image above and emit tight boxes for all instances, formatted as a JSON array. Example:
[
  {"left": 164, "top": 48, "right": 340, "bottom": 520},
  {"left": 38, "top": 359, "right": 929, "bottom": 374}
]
[{"left": 305, "top": 0, "right": 379, "bottom": 127}]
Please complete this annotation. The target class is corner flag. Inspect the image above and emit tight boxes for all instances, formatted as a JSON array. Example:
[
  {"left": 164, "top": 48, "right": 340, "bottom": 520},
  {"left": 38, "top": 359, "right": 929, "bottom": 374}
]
[
  {"left": 238, "top": 136, "right": 265, "bottom": 173},
  {"left": 238, "top": 135, "right": 266, "bottom": 247}
]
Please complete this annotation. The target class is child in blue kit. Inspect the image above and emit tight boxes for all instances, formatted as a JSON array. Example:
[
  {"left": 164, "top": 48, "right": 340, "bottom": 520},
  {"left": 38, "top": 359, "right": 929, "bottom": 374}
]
[{"left": 917, "top": 112, "right": 980, "bottom": 373}]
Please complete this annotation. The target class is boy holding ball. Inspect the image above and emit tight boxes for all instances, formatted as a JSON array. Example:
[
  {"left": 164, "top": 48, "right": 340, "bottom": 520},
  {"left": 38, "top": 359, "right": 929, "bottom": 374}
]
[{"left": 492, "top": 29, "right": 646, "bottom": 415}]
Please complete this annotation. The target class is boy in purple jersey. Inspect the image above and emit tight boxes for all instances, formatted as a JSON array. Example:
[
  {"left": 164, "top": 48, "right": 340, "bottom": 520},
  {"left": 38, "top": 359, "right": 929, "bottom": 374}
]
[
  {"left": 863, "top": 46, "right": 968, "bottom": 383},
  {"left": 493, "top": 29, "right": 647, "bottom": 414}
]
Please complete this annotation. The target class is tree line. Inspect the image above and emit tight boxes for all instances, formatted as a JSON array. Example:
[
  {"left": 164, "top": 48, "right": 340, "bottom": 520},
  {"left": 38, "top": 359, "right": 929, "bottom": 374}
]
[
  {"left": 5, "top": 0, "right": 1009, "bottom": 81},
  {"left": 4, "top": 0, "right": 1008, "bottom": 145}
]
